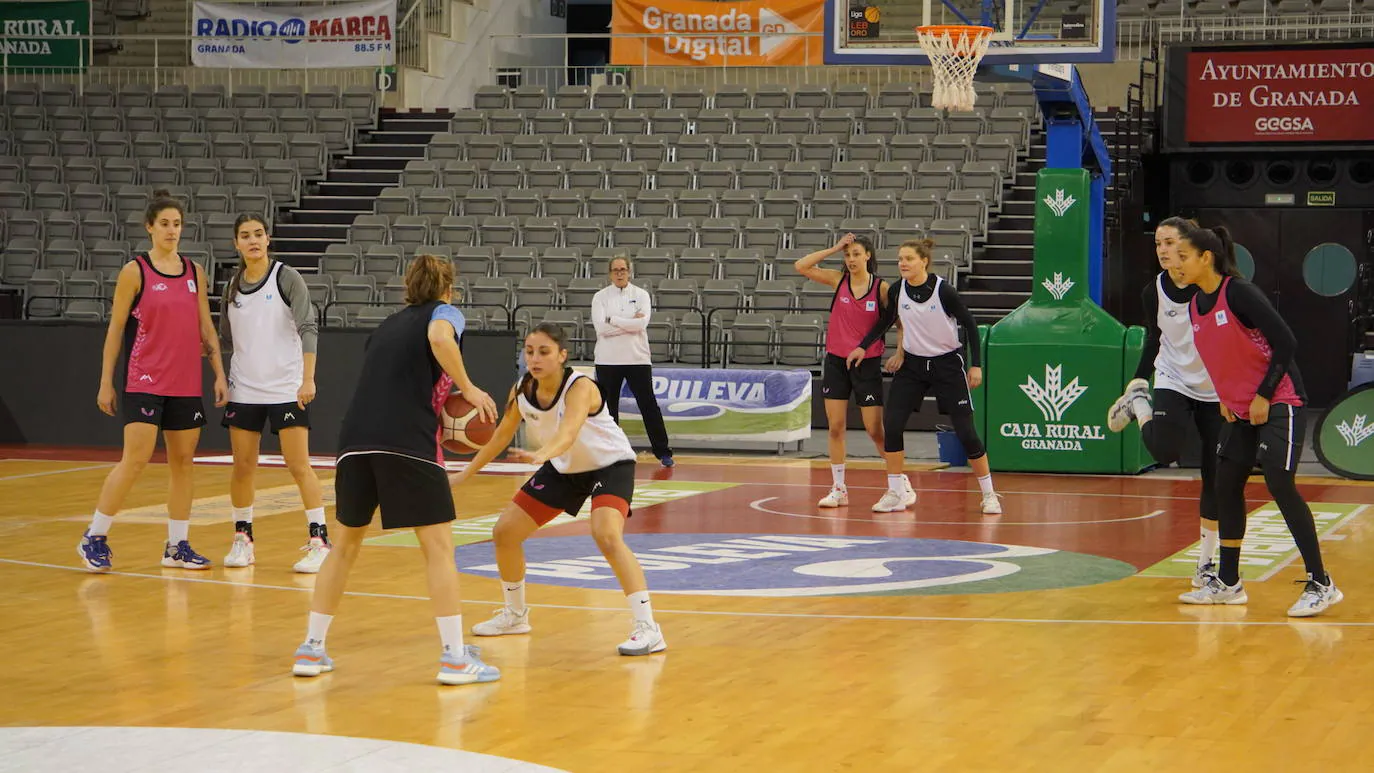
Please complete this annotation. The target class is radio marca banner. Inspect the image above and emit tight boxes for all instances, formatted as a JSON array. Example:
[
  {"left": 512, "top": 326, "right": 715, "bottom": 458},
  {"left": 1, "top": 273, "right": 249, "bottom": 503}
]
[
  {"left": 1184, "top": 44, "right": 1374, "bottom": 143},
  {"left": 611, "top": 0, "right": 824, "bottom": 66},
  {"left": 576, "top": 367, "right": 812, "bottom": 443},
  {"left": 191, "top": 0, "right": 395, "bottom": 69},
  {"left": 0, "top": 0, "right": 90, "bottom": 70}
]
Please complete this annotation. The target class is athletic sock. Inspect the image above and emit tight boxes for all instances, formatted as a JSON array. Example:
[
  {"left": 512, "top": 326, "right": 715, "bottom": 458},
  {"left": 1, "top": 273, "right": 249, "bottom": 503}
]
[
  {"left": 627, "top": 590, "right": 655, "bottom": 625},
  {"left": 306, "top": 611, "right": 333, "bottom": 647},
  {"left": 167, "top": 519, "right": 189, "bottom": 544},
  {"left": 89, "top": 510, "right": 114, "bottom": 536},
  {"left": 436, "top": 615, "right": 464, "bottom": 654},
  {"left": 305, "top": 507, "right": 326, "bottom": 526},
  {"left": 1198, "top": 526, "right": 1220, "bottom": 567},
  {"left": 1218, "top": 546, "right": 1241, "bottom": 586},
  {"left": 831, "top": 464, "right": 845, "bottom": 488},
  {"left": 503, "top": 581, "right": 527, "bottom": 615},
  {"left": 886, "top": 474, "right": 906, "bottom": 493},
  {"left": 976, "top": 474, "right": 994, "bottom": 495},
  {"left": 232, "top": 506, "right": 253, "bottom": 540}
]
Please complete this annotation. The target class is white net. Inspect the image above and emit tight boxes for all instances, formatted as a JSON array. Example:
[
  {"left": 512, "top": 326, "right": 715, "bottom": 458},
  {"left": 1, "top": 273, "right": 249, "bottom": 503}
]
[{"left": 917, "top": 26, "right": 994, "bottom": 112}]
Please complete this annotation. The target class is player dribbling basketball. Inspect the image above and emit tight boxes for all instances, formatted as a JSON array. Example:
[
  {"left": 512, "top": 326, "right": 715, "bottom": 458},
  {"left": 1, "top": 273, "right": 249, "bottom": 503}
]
[
  {"left": 450, "top": 323, "right": 667, "bottom": 656},
  {"left": 291, "top": 254, "right": 502, "bottom": 684}
]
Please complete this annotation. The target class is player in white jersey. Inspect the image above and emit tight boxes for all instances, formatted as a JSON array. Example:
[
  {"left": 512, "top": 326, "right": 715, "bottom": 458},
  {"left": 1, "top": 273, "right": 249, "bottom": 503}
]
[
  {"left": 1107, "top": 217, "right": 1224, "bottom": 587},
  {"left": 218, "top": 214, "right": 330, "bottom": 573},
  {"left": 450, "top": 323, "right": 667, "bottom": 656},
  {"left": 847, "top": 239, "right": 1001, "bottom": 515}
]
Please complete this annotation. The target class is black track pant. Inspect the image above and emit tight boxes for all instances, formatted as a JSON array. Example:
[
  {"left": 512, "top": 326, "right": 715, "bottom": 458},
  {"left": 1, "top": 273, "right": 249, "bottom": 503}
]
[
  {"left": 595, "top": 364, "right": 672, "bottom": 459},
  {"left": 882, "top": 352, "right": 985, "bottom": 460}
]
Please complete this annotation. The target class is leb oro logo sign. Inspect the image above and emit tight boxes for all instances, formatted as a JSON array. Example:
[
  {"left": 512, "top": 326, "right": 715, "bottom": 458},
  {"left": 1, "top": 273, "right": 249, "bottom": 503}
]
[
  {"left": 1315, "top": 383, "right": 1374, "bottom": 480},
  {"left": 1000, "top": 363, "right": 1106, "bottom": 452}
]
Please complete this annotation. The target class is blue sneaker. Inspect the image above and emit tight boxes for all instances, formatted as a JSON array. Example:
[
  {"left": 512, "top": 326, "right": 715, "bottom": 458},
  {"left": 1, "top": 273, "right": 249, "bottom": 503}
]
[
  {"left": 292, "top": 642, "right": 334, "bottom": 677},
  {"left": 659, "top": 455, "right": 675, "bottom": 468},
  {"left": 161, "top": 540, "right": 212, "bottom": 570},
  {"left": 437, "top": 644, "right": 501, "bottom": 685},
  {"left": 78, "top": 530, "right": 112, "bottom": 572}
]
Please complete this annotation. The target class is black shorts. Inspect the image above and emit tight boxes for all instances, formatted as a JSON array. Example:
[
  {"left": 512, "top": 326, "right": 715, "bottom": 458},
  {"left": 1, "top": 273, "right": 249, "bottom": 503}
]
[
  {"left": 515, "top": 459, "right": 636, "bottom": 526},
  {"left": 123, "top": 392, "right": 207, "bottom": 431},
  {"left": 1217, "top": 403, "right": 1305, "bottom": 473},
  {"left": 222, "top": 401, "right": 310, "bottom": 434},
  {"left": 820, "top": 353, "right": 884, "bottom": 406},
  {"left": 893, "top": 351, "right": 973, "bottom": 416},
  {"left": 334, "top": 452, "right": 455, "bottom": 530}
]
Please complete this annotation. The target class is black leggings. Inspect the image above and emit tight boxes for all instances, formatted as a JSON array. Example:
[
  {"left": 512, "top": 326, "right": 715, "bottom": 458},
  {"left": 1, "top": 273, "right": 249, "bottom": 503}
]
[
  {"left": 1142, "top": 387, "right": 1223, "bottom": 522},
  {"left": 595, "top": 364, "right": 672, "bottom": 459},
  {"left": 1212, "top": 405, "right": 1325, "bottom": 579},
  {"left": 882, "top": 354, "right": 986, "bottom": 460}
]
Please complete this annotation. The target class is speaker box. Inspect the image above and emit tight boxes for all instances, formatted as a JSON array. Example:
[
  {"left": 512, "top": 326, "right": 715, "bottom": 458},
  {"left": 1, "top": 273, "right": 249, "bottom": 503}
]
[{"left": 1169, "top": 155, "right": 1374, "bottom": 209}]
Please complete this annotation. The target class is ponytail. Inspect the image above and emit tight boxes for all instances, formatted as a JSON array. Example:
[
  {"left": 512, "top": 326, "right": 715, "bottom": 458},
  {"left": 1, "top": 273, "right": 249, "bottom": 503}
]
[{"left": 1180, "top": 224, "right": 1241, "bottom": 279}]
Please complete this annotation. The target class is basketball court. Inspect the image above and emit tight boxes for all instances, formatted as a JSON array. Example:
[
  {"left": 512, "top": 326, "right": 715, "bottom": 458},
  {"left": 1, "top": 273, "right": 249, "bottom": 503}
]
[
  {"left": 2, "top": 444, "right": 1371, "bottom": 771},
  {"left": 5, "top": 0, "right": 1372, "bottom": 769}
]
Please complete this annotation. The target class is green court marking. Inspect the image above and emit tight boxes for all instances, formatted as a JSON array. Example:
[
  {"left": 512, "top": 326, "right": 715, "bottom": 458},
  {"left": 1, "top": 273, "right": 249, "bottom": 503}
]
[
  {"left": 1139, "top": 502, "right": 1367, "bottom": 582},
  {"left": 365, "top": 480, "right": 739, "bottom": 547}
]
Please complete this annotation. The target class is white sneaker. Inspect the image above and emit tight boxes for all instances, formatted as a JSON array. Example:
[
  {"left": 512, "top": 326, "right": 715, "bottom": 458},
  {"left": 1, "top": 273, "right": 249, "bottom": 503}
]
[
  {"left": 872, "top": 486, "right": 917, "bottom": 513},
  {"left": 223, "top": 533, "right": 255, "bottom": 567},
  {"left": 293, "top": 537, "right": 331, "bottom": 574},
  {"left": 818, "top": 486, "right": 848, "bottom": 508},
  {"left": 617, "top": 621, "right": 667, "bottom": 656},
  {"left": 471, "top": 606, "right": 532, "bottom": 637},
  {"left": 1192, "top": 560, "right": 1217, "bottom": 589},
  {"left": 1288, "top": 574, "right": 1344, "bottom": 618},
  {"left": 1107, "top": 378, "right": 1151, "bottom": 433},
  {"left": 980, "top": 492, "right": 1003, "bottom": 515},
  {"left": 1179, "top": 574, "right": 1248, "bottom": 605}
]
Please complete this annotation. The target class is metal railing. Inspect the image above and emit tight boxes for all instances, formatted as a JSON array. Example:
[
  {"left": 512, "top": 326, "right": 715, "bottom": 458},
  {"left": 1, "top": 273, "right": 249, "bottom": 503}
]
[{"left": 1, "top": 34, "right": 388, "bottom": 91}]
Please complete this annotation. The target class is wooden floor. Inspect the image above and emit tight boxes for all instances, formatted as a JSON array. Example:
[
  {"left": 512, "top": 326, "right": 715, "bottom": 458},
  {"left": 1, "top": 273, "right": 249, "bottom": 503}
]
[{"left": 3, "top": 448, "right": 1374, "bottom": 772}]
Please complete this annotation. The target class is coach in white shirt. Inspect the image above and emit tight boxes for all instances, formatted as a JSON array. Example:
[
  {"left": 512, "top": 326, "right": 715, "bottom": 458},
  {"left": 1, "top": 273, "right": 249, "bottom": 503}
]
[{"left": 591, "top": 255, "right": 674, "bottom": 467}]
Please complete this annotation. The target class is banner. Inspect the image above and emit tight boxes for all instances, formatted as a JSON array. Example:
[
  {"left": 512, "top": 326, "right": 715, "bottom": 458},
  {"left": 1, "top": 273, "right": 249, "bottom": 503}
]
[
  {"left": 576, "top": 367, "right": 812, "bottom": 444},
  {"left": 191, "top": 0, "right": 395, "bottom": 69},
  {"left": 1314, "top": 383, "right": 1374, "bottom": 480},
  {"left": 1183, "top": 44, "right": 1374, "bottom": 143},
  {"left": 611, "top": 0, "right": 824, "bottom": 66},
  {"left": 0, "top": 0, "right": 90, "bottom": 70}
]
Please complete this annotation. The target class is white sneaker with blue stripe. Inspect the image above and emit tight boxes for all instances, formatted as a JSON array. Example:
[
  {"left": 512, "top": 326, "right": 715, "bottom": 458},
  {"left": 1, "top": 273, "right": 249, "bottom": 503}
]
[{"left": 437, "top": 645, "right": 501, "bottom": 685}]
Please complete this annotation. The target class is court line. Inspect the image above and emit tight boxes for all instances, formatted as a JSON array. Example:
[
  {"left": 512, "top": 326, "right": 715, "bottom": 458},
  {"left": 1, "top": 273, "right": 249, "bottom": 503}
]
[
  {"left": 0, "top": 463, "right": 114, "bottom": 482},
  {"left": 748, "top": 497, "right": 1169, "bottom": 526},
  {"left": 4, "top": 556, "right": 1370, "bottom": 628},
  {"left": 1254, "top": 503, "right": 1370, "bottom": 582},
  {"left": 706, "top": 479, "right": 1282, "bottom": 503}
]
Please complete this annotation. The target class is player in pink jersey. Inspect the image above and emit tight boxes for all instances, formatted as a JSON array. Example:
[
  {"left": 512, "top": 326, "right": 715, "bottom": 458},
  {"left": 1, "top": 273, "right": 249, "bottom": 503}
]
[
  {"left": 794, "top": 233, "right": 895, "bottom": 508},
  {"left": 1172, "top": 224, "right": 1341, "bottom": 617},
  {"left": 78, "top": 190, "right": 229, "bottom": 573}
]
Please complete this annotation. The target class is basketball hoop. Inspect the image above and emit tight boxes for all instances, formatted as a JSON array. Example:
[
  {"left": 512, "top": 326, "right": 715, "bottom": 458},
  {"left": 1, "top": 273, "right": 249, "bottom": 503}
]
[{"left": 916, "top": 25, "right": 994, "bottom": 112}]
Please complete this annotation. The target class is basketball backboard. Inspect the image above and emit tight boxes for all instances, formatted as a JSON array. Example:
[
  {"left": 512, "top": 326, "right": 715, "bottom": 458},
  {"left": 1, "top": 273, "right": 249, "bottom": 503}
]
[{"left": 825, "top": 0, "right": 1115, "bottom": 65}]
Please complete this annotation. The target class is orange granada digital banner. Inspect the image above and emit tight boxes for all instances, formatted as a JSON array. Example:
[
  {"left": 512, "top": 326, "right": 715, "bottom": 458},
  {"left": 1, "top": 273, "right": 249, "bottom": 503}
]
[{"left": 611, "top": 0, "right": 825, "bottom": 66}]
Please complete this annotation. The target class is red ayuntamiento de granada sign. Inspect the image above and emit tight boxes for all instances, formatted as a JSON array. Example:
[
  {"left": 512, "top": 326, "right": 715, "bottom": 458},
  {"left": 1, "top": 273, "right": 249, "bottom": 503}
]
[{"left": 1185, "top": 45, "right": 1374, "bottom": 143}]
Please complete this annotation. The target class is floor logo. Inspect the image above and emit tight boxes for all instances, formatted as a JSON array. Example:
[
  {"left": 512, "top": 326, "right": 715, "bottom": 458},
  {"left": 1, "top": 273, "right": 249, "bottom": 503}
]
[{"left": 455, "top": 533, "right": 1135, "bottom": 596}]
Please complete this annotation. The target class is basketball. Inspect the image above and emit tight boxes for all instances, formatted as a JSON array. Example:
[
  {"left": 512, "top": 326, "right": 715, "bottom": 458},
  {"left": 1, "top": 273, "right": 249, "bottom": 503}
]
[
  {"left": 864, "top": 6, "right": 880, "bottom": 23},
  {"left": 441, "top": 393, "right": 496, "bottom": 454}
]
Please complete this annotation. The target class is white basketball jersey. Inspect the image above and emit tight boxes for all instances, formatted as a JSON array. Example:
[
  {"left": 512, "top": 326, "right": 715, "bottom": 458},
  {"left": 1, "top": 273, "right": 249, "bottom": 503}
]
[
  {"left": 899, "top": 276, "right": 961, "bottom": 357},
  {"left": 227, "top": 262, "right": 303, "bottom": 404},
  {"left": 1153, "top": 273, "right": 1217, "bottom": 402},
  {"left": 518, "top": 370, "right": 637, "bottom": 474}
]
